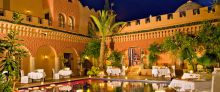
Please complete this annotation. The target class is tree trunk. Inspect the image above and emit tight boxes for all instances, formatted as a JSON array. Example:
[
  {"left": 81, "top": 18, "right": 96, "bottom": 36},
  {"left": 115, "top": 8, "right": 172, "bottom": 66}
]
[{"left": 99, "top": 39, "right": 106, "bottom": 69}]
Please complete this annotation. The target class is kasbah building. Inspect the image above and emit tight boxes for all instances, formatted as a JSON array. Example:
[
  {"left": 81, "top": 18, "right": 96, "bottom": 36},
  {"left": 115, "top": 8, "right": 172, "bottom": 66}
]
[{"left": 0, "top": 0, "right": 219, "bottom": 78}]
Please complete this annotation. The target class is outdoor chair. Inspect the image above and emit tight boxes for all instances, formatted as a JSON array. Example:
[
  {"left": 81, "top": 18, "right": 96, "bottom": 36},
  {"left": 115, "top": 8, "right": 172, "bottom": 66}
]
[
  {"left": 52, "top": 68, "right": 60, "bottom": 79},
  {"left": 20, "top": 70, "right": 29, "bottom": 83},
  {"left": 211, "top": 70, "right": 220, "bottom": 92}
]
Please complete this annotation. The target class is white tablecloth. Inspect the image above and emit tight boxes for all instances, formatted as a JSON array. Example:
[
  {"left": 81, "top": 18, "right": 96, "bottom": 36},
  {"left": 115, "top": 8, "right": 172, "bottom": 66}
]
[
  {"left": 169, "top": 79, "right": 211, "bottom": 91},
  {"left": 106, "top": 68, "right": 121, "bottom": 75},
  {"left": 152, "top": 68, "right": 170, "bottom": 77},
  {"left": 28, "top": 72, "right": 45, "bottom": 79},
  {"left": 182, "top": 73, "right": 200, "bottom": 79},
  {"left": 58, "top": 70, "right": 72, "bottom": 76}
]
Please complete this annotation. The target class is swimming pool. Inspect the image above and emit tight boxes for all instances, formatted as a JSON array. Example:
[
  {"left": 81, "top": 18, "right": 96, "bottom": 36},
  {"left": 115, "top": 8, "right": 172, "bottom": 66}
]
[{"left": 18, "top": 79, "right": 170, "bottom": 92}]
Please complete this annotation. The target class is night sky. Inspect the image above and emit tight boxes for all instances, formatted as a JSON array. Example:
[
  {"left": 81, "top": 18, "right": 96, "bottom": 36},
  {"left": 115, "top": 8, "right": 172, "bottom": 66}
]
[{"left": 80, "top": 0, "right": 213, "bottom": 21}]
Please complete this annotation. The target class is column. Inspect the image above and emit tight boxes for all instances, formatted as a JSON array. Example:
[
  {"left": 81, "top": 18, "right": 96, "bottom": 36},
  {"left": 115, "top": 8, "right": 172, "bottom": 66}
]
[
  {"left": 29, "top": 56, "right": 35, "bottom": 71},
  {"left": 55, "top": 57, "right": 59, "bottom": 72}
]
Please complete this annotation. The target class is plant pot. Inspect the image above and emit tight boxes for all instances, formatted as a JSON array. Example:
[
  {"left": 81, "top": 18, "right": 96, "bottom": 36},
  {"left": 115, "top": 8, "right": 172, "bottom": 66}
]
[{"left": 140, "top": 69, "right": 152, "bottom": 76}]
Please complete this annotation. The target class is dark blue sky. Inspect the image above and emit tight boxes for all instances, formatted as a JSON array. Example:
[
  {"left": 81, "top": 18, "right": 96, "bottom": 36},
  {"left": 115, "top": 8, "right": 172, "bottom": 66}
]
[{"left": 80, "top": 0, "right": 213, "bottom": 21}]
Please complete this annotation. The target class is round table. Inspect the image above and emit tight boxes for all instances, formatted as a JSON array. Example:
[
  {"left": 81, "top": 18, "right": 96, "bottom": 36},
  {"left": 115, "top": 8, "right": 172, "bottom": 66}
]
[
  {"left": 28, "top": 72, "right": 45, "bottom": 80},
  {"left": 58, "top": 70, "right": 72, "bottom": 76}
]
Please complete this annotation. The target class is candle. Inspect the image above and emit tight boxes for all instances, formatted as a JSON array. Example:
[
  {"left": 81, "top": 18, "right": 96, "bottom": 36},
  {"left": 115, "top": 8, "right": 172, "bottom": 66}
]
[{"left": 190, "top": 70, "right": 193, "bottom": 74}]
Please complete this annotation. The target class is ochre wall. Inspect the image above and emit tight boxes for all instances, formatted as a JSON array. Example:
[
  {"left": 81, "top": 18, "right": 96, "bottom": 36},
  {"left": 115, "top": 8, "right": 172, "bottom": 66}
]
[
  {"left": 0, "top": 21, "right": 90, "bottom": 77},
  {"left": 9, "top": 0, "right": 44, "bottom": 18},
  {"left": 0, "top": 0, "right": 97, "bottom": 36},
  {"left": 0, "top": 0, "right": 3, "bottom": 9},
  {"left": 78, "top": 5, "right": 97, "bottom": 35},
  {"left": 35, "top": 46, "right": 56, "bottom": 78}
]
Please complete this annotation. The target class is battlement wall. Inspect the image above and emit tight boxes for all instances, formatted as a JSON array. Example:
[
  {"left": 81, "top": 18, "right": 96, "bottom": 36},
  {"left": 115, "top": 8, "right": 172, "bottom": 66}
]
[{"left": 122, "top": 6, "right": 220, "bottom": 33}]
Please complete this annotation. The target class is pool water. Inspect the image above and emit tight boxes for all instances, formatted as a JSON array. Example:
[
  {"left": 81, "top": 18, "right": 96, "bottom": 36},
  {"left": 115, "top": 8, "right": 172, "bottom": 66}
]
[{"left": 19, "top": 79, "right": 169, "bottom": 92}]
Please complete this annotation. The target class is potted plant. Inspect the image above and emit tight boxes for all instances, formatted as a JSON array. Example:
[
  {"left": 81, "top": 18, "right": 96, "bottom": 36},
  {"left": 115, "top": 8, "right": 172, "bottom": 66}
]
[
  {"left": 0, "top": 13, "right": 27, "bottom": 92},
  {"left": 59, "top": 56, "right": 69, "bottom": 70},
  {"left": 87, "top": 66, "right": 100, "bottom": 76},
  {"left": 107, "top": 51, "right": 123, "bottom": 68}
]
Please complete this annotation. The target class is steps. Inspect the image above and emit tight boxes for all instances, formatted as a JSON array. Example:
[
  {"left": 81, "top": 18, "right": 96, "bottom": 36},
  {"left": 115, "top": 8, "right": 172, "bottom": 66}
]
[{"left": 127, "top": 65, "right": 141, "bottom": 76}]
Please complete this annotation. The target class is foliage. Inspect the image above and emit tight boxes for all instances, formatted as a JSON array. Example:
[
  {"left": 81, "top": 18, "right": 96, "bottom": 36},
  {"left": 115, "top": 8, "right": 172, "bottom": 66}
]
[
  {"left": 82, "top": 59, "right": 93, "bottom": 69},
  {"left": 0, "top": 74, "right": 12, "bottom": 92},
  {"left": 107, "top": 51, "right": 122, "bottom": 68},
  {"left": 196, "top": 22, "right": 220, "bottom": 66},
  {"left": 87, "top": 66, "right": 100, "bottom": 76},
  {"left": 161, "top": 32, "right": 198, "bottom": 71},
  {"left": 0, "top": 12, "right": 27, "bottom": 92},
  {"left": 88, "top": 21, "right": 99, "bottom": 38},
  {"left": 82, "top": 40, "right": 101, "bottom": 59},
  {"left": 90, "top": 10, "right": 125, "bottom": 69},
  {"left": 159, "top": 22, "right": 220, "bottom": 71},
  {"left": 197, "top": 55, "right": 212, "bottom": 67},
  {"left": 59, "top": 56, "right": 69, "bottom": 68},
  {"left": 148, "top": 43, "right": 161, "bottom": 65},
  {"left": 81, "top": 40, "right": 101, "bottom": 66}
]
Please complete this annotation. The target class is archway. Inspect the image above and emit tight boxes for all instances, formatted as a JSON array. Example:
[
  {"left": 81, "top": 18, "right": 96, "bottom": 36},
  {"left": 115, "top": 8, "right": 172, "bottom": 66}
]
[
  {"left": 35, "top": 45, "right": 57, "bottom": 79},
  {"left": 20, "top": 46, "right": 33, "bottom": 75},
  {"left": 60, "top": 48, "right": 79, "bottom": 76},
  {"left": 127, "top": 47, "right": 144, "bottom": 66}
]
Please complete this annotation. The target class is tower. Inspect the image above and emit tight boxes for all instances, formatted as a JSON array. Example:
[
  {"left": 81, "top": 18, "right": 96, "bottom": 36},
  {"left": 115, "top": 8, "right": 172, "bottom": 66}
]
[{"left": 104, "top": 0, "right": 110, "bottom": 10}]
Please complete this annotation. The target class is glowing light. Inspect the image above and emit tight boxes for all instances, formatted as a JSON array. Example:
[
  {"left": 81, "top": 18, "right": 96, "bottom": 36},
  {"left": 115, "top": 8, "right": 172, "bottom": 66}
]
[
  {"left": 125, "top": 76, "right": 128, "bottom": 79},
  {"left": 50, "top": 84, "right": 55, "bottom": 87},
  {"left": 190, "top": 70, "right": 193, "bottom": 74},
  {"left": 108, "top": 77, "right": 110, "bottom": 79},
  {"left": 89, "top": 75, "right": 91, "bottom": 78},
  {"left": 181, "top": 76, "right": 185, "bottom": 79},
  {"left": 84, "top": 56, "right": 89, "bottom": 59},
  {"left": 41, "top": 82, "right": 44, "bottom": 85},
  {"left": 76, "top": 89, "right": 83, "bottom": 92},
  {"left": 57, "top": 85, "right": 63, "bottom": 87},
  {"left": 28, "top": 88, "right": 32, "bottom": 90},
  {"left": 99, "top": 83, "right": 105, "bottom": 88},
  {"left": 44, "top": 55, "right": 48, "bottom": 59},
  {"left": 155, "top": 89, "right": 165, "bottom": 92},
  {"left": 25, "top": 10, "right": 31, "bottom": 14},
  {"left": 41, "top": 88, "right": 45, "bottom": 91},
  {"left": 33, "top": 87, "right": 39, "bottom": 90},
  {"left": 45, "top": 86, "right": 52, "bottom": 89}
]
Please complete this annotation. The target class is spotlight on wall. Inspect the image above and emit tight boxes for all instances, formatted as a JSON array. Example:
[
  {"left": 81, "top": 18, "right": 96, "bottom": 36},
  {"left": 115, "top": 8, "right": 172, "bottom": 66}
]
[
  {"left": 25, "top": 10, "right": 31, "bottom": 15},
  {"left": 40, "top": 32, "right": 48, "bottom": 36},
  {"left": 44, "top": 55, "right": 49, "bottom": 59}
]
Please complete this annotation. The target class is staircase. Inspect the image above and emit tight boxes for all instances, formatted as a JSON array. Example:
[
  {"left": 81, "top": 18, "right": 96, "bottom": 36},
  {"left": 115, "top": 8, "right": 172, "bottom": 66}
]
[{"left": 127, "top": 65, "right": 141, "bottom": 76}]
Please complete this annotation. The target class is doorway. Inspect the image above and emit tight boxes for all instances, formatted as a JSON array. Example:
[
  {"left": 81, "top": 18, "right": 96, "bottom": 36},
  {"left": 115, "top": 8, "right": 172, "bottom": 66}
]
[{"left": 63, "top": 53, "right": 73, "bottom": 69}]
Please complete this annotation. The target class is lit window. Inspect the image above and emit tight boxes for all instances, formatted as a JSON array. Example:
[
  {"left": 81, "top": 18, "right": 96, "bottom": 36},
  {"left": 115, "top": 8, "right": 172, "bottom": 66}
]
[
  {"left": 156, "top": 16, "right": 161, "bottom": 21},
  {"left": 68, "top": 17, "right": 74, "bottom": 30},
  {"left": 145, "top": 18, "right": 150, "bottom": 23},
  {"left": 180, "top": 11, "right": 186, "bottom": 17},
  {"left": 167, "top": 14, "right": 173, "bottom": 20},
  {"left": 136, "top": 20, "right": 140, "bottom": 25},
  {"left": 58, "top": 14, "right": 65, "bottom": 28}
]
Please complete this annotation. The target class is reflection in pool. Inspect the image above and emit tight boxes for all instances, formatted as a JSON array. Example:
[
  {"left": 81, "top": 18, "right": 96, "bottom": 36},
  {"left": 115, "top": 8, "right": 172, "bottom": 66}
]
[{"left": 19, "top": 80, "right": 169, "bottom": 92}]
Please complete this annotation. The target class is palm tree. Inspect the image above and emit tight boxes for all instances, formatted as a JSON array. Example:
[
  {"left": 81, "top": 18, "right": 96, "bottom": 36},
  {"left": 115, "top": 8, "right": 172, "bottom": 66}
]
[{"left": 90, "top": 10, "right": 125, "bottom": 69}]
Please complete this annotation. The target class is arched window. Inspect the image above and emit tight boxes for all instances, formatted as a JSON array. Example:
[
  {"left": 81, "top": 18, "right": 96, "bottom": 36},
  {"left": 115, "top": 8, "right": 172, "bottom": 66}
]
[
  {"left": 68, "top": 16, "right": 74, "bottom": 30},
  {"left": 58, "top": 14, "right": 65, "bottom": 28}
]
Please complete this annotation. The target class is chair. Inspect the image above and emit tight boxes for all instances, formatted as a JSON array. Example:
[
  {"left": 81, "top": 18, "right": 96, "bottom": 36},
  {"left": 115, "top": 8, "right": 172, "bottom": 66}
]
[
  {"left": 52, "top": 69, "right": 59, "bottom": 79},
  {"left": 20, "top": 70, "right": 29, "bottom": 83},
  {"left": 211, "top": 70, "right": 220, "bottom": 92},
  {"left": 171, "top": 65, "right": 176, "bottom": 77}
]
